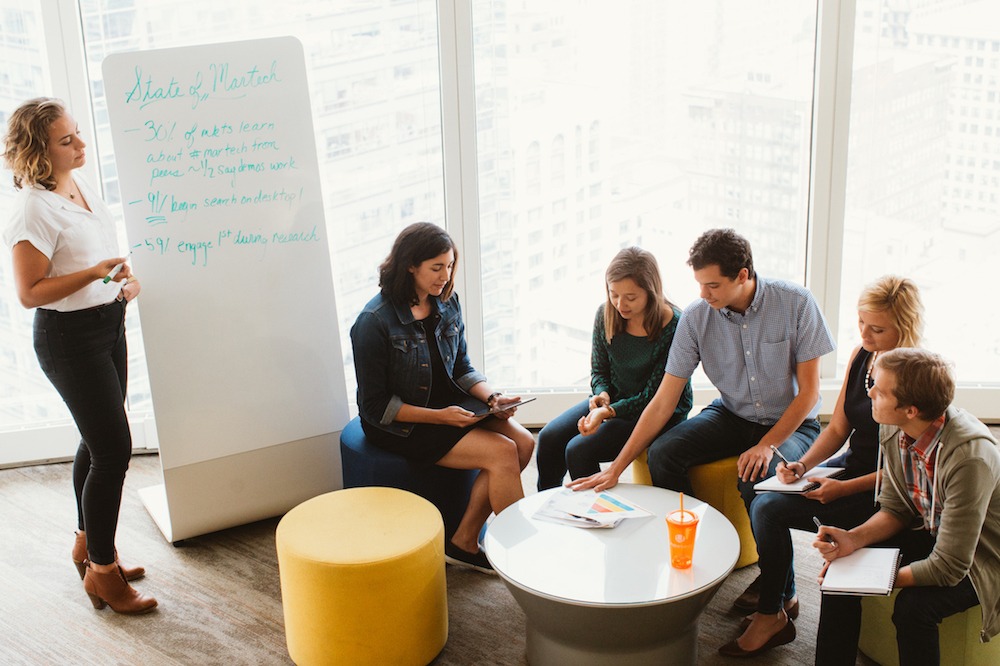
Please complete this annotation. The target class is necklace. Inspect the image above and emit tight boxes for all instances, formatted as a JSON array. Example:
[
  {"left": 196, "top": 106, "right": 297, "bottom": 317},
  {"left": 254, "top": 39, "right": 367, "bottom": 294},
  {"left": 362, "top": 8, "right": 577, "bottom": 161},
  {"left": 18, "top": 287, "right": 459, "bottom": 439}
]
[
  {"left": 865, "top": 350, "right": 878, "bottom": 391},
  {"left": 56, "top": 180, "right": 77, "bottom": 200}
]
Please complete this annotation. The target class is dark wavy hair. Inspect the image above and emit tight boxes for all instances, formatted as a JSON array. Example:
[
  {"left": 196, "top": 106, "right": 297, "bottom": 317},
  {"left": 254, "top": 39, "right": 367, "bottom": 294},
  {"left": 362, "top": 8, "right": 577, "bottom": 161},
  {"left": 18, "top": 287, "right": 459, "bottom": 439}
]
[
  {"left": 687, "top": 228, "right": 755, "bottom": 280},
  {"left": 379, "top": 222, "right": 458, "bottom": 305}
]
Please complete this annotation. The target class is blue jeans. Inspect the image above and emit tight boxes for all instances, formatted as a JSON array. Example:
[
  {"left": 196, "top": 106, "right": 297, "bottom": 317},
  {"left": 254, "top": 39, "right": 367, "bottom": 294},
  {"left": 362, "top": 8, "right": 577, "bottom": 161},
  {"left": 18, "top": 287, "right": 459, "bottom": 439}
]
[
  {"left": 816, "top": 528, "right": 980, "bottom": 666},
  {"left": 749, "top": 487, "right": 877, "bottom": 612},
  {"left": 646, "top": 399, "right": 819, "bottom": 510},
  {"left": 34, "top": 299, "right": 131, "bottom": 566},
  {"left": 536, "top": 399, "right": 686, "bottom": 491}
]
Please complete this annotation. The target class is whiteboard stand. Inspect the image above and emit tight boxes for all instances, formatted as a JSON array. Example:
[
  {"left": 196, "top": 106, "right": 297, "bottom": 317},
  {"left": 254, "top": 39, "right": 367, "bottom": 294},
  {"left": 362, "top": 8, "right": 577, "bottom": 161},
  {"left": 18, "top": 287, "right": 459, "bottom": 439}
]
[{"left": 104, "top": 37, "right": 350, "bottom": 541}]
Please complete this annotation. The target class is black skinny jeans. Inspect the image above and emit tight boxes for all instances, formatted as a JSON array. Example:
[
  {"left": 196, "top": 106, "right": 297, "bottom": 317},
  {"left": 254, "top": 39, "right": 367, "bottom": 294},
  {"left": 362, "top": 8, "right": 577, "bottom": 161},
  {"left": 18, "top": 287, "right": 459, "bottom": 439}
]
[{"left": 34, "top": 298, "right": 131, "bottom": 566}]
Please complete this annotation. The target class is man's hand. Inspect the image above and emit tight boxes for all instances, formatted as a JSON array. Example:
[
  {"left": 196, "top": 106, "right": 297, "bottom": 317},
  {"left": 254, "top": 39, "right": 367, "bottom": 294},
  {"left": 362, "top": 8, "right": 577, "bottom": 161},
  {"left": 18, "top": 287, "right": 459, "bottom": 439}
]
[
  {"left": 566, "top": 468, "right": 620, "bottom": 492},
  {"left": 812, "top": 525, "right": 854, "bottom": 562},
  {"left": 737, "top": 443, "right": 774, "bottom": 482}
]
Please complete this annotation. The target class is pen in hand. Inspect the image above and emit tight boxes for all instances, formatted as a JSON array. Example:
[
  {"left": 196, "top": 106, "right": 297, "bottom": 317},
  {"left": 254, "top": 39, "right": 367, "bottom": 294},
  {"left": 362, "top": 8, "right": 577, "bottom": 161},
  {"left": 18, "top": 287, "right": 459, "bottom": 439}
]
[
  {"left": 770, "top": 445, "right": 800, "bottom": 479},
  {"left": 813, "top": 516, "right": 838, "bottom": 548}
]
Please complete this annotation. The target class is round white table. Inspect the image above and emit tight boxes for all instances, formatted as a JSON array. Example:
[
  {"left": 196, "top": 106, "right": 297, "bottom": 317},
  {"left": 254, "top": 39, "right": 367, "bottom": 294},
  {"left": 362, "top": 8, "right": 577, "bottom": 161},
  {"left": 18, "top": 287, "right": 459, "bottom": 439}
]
[{"left": 482, "top": 484, "right": 739, "bottom": 665}]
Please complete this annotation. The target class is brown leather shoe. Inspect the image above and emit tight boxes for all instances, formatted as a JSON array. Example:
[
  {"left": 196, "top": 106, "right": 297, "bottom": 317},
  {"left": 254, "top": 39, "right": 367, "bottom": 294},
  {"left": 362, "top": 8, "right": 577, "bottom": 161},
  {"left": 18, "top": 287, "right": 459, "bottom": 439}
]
[
  {"left": 718, "top": 617, "right": 796, "bottom": 658},
  {"left": 731, "top": 573, "right": 761, "bottom": 612},
  {"left": 83, "top": 564, "right": 157, "bottom": 615},
  {"left": 73, "top": 532, "right": 145, "bottom": 581}
]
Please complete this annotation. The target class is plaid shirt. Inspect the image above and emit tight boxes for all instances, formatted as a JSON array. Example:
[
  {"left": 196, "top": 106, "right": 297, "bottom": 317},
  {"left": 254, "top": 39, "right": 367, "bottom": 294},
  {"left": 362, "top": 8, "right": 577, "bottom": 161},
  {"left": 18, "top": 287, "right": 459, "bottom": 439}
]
[{"left": 899, "top": 414, "right": 947, "bottom": 532}]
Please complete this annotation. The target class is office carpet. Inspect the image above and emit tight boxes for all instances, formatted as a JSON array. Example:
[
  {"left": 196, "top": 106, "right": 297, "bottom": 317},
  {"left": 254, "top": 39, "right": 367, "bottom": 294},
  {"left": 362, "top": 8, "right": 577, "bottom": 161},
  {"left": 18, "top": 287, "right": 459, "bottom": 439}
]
[{"left": 0, "top": 451, "right": 883, "bottom": 665}]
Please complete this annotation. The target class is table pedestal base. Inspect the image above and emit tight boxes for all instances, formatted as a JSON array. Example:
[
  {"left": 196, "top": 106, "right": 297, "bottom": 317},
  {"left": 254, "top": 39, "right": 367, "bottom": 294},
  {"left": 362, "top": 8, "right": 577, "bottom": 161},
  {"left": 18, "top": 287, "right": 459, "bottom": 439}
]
[{"left": 503, "top": 580, "right": 725, "bottom": 666}]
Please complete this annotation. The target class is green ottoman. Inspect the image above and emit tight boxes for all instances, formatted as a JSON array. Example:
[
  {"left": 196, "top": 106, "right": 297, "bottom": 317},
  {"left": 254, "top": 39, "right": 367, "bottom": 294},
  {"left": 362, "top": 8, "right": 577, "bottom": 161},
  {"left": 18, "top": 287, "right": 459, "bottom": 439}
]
[{"left": 859, "top": 591, "right": 999, "bottom": 665}]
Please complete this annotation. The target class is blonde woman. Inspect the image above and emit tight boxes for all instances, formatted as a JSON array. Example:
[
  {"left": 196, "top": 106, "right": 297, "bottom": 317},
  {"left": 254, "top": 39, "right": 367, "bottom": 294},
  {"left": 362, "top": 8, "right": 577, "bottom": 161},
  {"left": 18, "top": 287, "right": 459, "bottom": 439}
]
[{"left": 3, "top": 98, "right": 154, "bottom": 614}]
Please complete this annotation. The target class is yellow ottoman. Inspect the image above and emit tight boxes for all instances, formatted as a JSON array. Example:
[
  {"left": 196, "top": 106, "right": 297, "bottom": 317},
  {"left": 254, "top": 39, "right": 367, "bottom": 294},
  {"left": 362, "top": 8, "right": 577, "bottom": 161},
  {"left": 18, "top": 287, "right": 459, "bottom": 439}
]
[
  {"left": 859, "top": 592, "right": 1000, "bottom": 665},
  {"left": 632, "top": 453, "right": 758, "bottom": 568},
  {"left": 276, "top": 487, "right": 448, "bottom": 666}
]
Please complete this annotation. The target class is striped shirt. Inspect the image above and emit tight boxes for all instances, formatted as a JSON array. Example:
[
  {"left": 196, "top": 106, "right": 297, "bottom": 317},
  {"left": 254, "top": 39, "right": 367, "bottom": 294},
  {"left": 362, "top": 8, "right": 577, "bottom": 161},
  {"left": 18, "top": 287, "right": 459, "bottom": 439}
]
[
  {"left": 899, "top": 414, "right": 947, "bottom": 533},
  {"left": 665, "top": 276, "right": 835, "bottom": 424}
]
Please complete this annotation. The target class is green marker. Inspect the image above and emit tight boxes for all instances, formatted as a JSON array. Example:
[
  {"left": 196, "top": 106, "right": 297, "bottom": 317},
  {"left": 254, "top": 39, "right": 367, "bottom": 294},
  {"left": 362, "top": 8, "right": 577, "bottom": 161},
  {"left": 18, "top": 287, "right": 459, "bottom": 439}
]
[
  {"left": 102, "top": 252, "right": 132, "bottom": 283},
  {"left": 103, "top": 262, "right": 124, "bottom": 283}
]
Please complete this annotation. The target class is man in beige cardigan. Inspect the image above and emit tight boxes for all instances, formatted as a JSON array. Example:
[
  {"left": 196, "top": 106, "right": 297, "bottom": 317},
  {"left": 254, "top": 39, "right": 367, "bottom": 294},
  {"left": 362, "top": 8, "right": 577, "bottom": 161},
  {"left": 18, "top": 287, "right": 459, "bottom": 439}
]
[{"left": 811, "top": 348, "right": 1000, "bottom": 665}]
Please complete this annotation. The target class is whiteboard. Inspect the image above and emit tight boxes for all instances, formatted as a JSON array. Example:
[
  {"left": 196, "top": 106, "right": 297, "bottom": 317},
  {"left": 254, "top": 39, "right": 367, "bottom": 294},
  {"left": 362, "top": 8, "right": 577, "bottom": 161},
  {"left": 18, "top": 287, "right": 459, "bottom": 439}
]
[{"left": 103, "top": 37, "right": 348, "bottom": 470}]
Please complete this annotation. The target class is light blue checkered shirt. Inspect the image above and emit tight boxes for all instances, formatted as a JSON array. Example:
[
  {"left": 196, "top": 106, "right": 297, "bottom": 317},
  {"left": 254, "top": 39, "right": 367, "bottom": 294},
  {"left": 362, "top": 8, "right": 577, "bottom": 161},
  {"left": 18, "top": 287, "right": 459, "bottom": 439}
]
[{"left": 665, "top": 276, "right": 835, "bottom": 425}]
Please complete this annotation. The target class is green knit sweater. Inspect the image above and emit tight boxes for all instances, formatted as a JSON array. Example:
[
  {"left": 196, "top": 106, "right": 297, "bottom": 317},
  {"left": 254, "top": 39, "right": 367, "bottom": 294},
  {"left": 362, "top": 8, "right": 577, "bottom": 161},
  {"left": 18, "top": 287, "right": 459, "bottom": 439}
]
[{"left": 589, "top": 303, "right": 693, "bottom": 421}]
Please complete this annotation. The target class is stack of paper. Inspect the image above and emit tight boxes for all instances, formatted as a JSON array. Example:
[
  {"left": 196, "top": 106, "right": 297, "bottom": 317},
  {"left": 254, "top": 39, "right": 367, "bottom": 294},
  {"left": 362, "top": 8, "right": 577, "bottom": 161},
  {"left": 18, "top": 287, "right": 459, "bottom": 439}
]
[{"left": 532, "top": 488, "right": 651, "bottom": 529}]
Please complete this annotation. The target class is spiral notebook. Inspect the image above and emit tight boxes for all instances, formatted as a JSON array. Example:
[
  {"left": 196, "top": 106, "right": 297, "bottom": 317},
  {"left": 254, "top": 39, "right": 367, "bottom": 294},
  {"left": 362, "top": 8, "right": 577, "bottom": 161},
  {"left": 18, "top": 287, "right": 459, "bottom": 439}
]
[
  {"left": 753, "top": 466, "right": 845, "bottom": 494},
  {"left": 820, "top": 547, "right": 902, "bottom": 596}
]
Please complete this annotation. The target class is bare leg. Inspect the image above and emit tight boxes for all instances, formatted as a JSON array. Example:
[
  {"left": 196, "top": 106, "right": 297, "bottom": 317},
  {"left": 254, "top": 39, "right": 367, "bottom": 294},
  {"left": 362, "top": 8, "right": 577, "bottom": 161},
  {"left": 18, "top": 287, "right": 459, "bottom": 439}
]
[{"left": 437, "top": 420, "right": 531, "bottom": 552}]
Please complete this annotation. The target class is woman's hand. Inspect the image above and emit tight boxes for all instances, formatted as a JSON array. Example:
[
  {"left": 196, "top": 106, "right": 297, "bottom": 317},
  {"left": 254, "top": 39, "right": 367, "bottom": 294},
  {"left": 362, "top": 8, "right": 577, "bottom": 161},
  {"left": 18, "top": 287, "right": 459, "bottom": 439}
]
[
  {"left": 588, "top": 391, "right": 611, "bottom": 412},
  {"left": 803, "top": 477, "right": 848, "bottom": 504},
  {"left": 776, "top": 460, "right": 806, "bottom": 484},
  {"left": 577, "top": 406, "right": 610, "bottom": 436},
  {"left": 438, "top": 405, "right": 487, "bottom": 427},
  {"left": 114, "top": 264, "right": 141, "bottom": 301},
  {"left": 120, "top": 277, "right": 141, "bottom": 301},
  {"left": 490, "top": 395, "right": 521, "bottom": 421}
]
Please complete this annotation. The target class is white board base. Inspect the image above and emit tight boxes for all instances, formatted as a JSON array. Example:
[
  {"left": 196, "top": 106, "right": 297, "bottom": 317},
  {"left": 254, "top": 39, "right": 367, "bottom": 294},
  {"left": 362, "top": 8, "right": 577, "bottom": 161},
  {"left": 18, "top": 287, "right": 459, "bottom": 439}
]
[{"left": 139, "top": 431, "right": 343, "bottom": 543}]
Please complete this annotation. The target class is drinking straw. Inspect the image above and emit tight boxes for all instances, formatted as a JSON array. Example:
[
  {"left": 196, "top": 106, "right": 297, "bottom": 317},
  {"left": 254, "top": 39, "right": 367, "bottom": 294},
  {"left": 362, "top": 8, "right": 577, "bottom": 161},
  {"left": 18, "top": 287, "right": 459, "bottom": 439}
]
[{"left": 679, "top": 492, "right": 684, "bottom": 517}]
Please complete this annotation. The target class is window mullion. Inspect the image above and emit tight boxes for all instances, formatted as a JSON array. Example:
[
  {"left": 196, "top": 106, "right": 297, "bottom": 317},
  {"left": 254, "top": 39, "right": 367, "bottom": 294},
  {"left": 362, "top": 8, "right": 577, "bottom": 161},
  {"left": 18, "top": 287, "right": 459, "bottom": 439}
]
[
  {"left": 42, "top": 1, "right": 100, "bottom": 191},
  {"left": 808, "top": 0, "right": 856, "bottom": 380},
  {"left": 438, "top": 0, "right": 485, "bottom": 370}
]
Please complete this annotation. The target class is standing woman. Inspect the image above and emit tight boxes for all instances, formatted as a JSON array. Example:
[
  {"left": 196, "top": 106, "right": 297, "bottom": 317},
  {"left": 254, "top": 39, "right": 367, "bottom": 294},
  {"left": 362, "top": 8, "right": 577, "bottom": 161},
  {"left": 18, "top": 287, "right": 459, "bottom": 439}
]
[
  {"left": 350, "top": 222, "right": 534, "bottom": 573},
  {"left": 2, "top": 98, "right": 155, "bottom": 613},
  {"left": 535, "top": 247, "right": 692, "bottom": 490},
  {"left": 718, "top": 275, "right": 923, "bottom": 658}
]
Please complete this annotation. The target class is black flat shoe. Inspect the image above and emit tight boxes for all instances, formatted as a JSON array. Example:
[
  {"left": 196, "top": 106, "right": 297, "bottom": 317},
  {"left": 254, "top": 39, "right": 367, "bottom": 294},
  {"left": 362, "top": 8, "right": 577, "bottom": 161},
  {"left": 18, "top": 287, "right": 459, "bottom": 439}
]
[
  {"left": 444, "top": 542, "right": 495, "bottom": 575},
  {"left": 731, "top": 573, "right": 761, "bottom": 613},
  {"left": 739, "top": 599, "right": 799, "bottom": 629},
  {"left": 718, "top": 618, "right": 796, "bottom": 658}
]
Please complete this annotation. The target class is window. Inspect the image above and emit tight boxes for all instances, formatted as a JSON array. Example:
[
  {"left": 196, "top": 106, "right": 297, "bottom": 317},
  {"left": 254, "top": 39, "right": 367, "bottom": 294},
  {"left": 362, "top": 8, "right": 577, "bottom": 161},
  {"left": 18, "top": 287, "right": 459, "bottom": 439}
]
[
  {"left": 838, "top": 0, "right": 1000, "bottom": 382},
  {"left": 0, "top": 1, "right": 444, "bottom": 460},
  {"left": 0, "top": 1, "right": 67, "bottom": 433},
  {"left": 472, "top": 0, "right": 819, "bottom": 389}
]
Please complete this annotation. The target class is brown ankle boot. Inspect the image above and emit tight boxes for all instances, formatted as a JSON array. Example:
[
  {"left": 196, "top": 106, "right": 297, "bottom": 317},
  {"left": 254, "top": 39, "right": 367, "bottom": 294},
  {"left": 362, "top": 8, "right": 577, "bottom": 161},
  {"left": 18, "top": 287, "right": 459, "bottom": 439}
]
[
  {"left": 83, "top": 564, "right": 157, "bottom": 615},
  {"left": 72, "top": 532, "right": 145, "bottom": 581}
]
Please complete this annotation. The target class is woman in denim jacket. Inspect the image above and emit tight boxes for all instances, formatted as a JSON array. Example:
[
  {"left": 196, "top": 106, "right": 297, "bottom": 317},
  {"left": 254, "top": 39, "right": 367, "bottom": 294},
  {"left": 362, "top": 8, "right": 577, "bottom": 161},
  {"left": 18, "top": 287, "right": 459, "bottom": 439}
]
[{"left": 351, "top": 222, "right": 534, "bottom": 573}]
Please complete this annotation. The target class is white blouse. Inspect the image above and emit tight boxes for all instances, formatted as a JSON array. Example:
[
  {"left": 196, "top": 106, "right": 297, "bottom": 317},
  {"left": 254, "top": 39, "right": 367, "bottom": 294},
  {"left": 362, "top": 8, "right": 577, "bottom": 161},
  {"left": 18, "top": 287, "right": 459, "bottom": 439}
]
[{"left": 3, "top": 175, "right": 124, "bottom": 312}]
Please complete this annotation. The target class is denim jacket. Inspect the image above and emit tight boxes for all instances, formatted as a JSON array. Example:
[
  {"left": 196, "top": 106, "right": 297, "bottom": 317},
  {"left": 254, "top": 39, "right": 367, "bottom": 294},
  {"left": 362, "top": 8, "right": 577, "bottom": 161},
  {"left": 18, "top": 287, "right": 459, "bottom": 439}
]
[{"left": 350, "top": 291, "right": 487, "bottom": 437}]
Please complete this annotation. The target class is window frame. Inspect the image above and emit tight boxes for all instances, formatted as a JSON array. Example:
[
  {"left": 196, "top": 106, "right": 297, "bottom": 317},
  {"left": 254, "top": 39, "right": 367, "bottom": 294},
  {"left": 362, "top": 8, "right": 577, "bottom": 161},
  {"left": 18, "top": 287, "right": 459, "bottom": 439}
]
[{"left": 2, "top": 0, "right": 995, "bottom": 466}]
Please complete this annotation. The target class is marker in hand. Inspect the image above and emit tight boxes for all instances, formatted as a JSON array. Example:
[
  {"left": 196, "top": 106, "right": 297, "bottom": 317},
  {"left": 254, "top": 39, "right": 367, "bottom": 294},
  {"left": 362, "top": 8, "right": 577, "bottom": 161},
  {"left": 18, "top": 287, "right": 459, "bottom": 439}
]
[
  {"left": 770, "top": 444, "right": 800, "bottom": 479},
  {"left": 103, "top": 262, "right": 124, "bottom": 284},
  {"left": 102, "top": 252, "right": 133, "bottom": 284},
  {"left": 813, "top": 516, "right": 838, "bottom": 548}
]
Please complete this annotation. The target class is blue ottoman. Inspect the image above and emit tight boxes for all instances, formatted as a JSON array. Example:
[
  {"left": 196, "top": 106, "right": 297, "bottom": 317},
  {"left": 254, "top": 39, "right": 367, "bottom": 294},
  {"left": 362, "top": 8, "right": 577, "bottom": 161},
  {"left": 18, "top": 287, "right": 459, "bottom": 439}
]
[{"left": 340, "top": 417, "right": 479, "bottom": 539}]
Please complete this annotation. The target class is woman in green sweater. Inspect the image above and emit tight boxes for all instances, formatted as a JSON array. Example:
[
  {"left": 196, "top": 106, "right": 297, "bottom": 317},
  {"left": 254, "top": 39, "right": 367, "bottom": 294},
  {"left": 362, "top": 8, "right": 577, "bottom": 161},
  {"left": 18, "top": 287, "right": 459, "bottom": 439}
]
[{"left": 536, "top": 247, "right": 692, "bottom": 490}]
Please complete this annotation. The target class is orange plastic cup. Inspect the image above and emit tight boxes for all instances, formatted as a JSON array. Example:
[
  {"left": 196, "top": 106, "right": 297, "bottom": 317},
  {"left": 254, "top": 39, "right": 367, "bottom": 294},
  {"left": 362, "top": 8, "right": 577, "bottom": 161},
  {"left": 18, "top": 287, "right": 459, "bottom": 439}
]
[{"left": 667, "top": 509, "right": 699, "bottom": 569}]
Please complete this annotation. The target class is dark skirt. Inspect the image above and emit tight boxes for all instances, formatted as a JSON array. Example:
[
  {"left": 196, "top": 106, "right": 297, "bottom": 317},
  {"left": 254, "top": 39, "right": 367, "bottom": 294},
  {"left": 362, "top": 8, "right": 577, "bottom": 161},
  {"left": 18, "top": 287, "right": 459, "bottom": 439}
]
[{"left": 361, "top": 417, "right": 489, "bottom": 464}]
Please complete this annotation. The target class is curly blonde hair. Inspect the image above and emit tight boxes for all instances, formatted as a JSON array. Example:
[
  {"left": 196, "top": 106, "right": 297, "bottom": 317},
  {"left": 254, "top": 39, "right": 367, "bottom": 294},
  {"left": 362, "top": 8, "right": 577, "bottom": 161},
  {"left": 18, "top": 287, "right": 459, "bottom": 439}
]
[{"left": 3, "top": 97, "right": 67, "bottom": 191}]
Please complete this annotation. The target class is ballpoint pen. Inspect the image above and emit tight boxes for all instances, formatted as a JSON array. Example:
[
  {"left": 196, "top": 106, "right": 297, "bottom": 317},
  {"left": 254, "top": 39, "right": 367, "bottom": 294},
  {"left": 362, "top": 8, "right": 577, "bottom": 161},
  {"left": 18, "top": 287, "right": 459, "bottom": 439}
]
[
  {"left": 769, "top": 445, "right": 800, "bottom": 479},
  {"left": 813, "top": 516, "right": 838, "bottom": 547}
]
